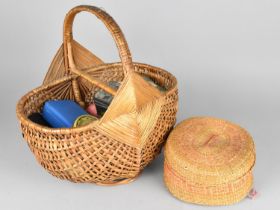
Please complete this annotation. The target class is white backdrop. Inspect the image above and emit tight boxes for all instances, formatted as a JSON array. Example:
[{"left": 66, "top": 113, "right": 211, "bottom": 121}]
[{"left": 0, "top": 0, "right": 279, "bottom": 209}]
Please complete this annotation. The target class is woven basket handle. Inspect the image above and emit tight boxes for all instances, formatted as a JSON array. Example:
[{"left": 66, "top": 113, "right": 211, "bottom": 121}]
[{"left": 63, "top": 5, "right": 134, "bottom": 95}]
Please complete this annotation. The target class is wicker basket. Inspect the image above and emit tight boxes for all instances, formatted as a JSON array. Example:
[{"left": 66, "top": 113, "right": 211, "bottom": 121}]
[
  {"left": 164, "top": 117, "right": 255, "bottom": 205},
  {"left": 16, "top": 5, "right": 178, "bottom": 185}
]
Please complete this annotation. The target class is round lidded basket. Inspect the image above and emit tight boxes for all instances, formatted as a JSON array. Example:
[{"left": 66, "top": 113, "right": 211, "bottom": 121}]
[
  {"left": 164, "top": 117, "right": 256, "bottom": 206},
  {"left": 16, "top": 5, "right": 178, "bottom": 185}
]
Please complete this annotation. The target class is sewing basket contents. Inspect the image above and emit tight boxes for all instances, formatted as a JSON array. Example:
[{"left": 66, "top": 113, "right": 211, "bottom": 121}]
[
  {"left": 164, "top": 117, "right": 256, "bottom": 205},
  {"left": 16, "top": 5, "right": 178, "bottom": 185}
]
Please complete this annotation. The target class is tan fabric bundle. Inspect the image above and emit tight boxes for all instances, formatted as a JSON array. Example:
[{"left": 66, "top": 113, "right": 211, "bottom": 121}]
[{"left": 164, "top": 117, "right": 256, "bottom": 205}]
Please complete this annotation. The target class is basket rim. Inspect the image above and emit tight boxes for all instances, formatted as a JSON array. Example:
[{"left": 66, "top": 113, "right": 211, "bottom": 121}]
[
  {"left": 164, "top": 159, "right": 254, "bottom": 187},
  {"left": 16, "top": 62, "right": 177, "bottom": 134},
  {"left": 83, "top": 62, "right": 177, "bottom": 88}
]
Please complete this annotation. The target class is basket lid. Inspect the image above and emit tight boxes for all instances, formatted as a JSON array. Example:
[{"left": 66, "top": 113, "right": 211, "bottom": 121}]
[{"left": 165, "top": 117, "right": 255, "bottom": 185}]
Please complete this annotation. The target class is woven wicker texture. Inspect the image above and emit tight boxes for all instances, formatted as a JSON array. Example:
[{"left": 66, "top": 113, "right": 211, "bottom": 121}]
[
  {"left": 43, "top": 40, "right": 103, "bottom": 85},
  {"left": 16, "top": 5, "right": 178, "bottom": 185},
  {"left": 164, "top": 117, "right": 255, "bottom": 205}
]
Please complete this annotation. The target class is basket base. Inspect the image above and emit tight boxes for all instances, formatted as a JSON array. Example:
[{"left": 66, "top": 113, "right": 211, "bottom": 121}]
[{"left": 95, "top": 174, "right": 140, "bottom": 186}]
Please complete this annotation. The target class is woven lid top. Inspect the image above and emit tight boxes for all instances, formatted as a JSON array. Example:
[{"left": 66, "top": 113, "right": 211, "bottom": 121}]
[{"left": 165, "top": 117, "right": 255, "bottom": 185}]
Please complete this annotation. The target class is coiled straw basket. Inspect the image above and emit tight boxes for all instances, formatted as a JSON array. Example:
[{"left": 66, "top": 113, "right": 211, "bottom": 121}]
[
  {"left": 16, "top": 5, "right": 178, "bottom": 185},
  {"left": 164, "top": 117, "right": 256, "bottom": 205}
]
